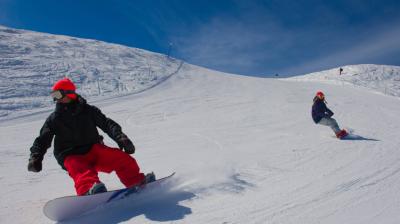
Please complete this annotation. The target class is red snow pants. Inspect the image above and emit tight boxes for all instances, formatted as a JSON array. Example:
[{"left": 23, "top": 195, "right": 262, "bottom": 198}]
[{"left": 64, "top": 143, "right": 145, "bottom": 195}]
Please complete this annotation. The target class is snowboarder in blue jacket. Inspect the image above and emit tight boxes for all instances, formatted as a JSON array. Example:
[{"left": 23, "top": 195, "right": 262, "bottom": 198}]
[{"left": 312, "top": 91, "right": 348, "bottom": 139}]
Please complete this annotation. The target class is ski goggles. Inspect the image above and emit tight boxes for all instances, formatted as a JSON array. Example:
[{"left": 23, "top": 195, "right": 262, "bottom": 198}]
[{"left": 50, "top": 90, "right": 75, "bottom": 101}]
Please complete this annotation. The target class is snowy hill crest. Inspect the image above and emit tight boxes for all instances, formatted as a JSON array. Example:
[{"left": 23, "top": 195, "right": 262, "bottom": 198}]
[
  {"left": 1, "top": 24, "right": 399, "bottom": 121},
  {"left": 0, "top": 25, "right": 182, "bottom": 119},
  {"left": 285, "top": 64, "right": 400, "bottom": 97}
]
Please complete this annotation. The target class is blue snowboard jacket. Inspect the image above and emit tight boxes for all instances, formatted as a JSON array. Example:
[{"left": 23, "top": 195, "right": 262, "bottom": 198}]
[{"left": 311, "top": 98, "right": 334, "bottom": 123}]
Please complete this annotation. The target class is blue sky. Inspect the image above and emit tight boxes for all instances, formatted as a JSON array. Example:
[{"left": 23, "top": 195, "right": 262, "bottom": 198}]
[{"left": 1, "top": 0, "right": 400, "bottom": 76}]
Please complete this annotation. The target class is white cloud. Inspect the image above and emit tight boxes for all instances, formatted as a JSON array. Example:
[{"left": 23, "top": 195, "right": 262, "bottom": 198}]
[
  {"left": 171, "top": 14, "right": 294, "bottom": 75},
  {"left": 284, "top": 23, "right": 400, "bottom": 75},
  {"left": 164, "top": 1, "right": 400, "bottom": 76}
]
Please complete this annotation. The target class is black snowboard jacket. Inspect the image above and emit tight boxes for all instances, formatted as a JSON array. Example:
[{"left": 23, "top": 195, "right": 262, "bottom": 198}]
[{"left": 29, "top": 96, "right": 124, "bottom": 169}]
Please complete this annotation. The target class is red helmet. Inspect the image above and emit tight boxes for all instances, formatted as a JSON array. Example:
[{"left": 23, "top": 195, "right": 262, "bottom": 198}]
[
  {"left": 316, "top": 91, "right": 325, "bottom": 97},
  {"left": 52, "top": 78, "right": 77, "bottom": 100}
]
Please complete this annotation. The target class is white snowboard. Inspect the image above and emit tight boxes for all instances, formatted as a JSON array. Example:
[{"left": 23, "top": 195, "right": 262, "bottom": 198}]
[{"left": 43, "top": 172, "right": 175, "bottom": 221}]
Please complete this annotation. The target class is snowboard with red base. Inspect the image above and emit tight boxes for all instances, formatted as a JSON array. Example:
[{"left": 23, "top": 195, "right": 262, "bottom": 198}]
[
  {"left": 43, "top": 172, "right": 175, "bottom": 222},
  {"left": 336, "top": 129, "right": 349, "bottom": 139}
]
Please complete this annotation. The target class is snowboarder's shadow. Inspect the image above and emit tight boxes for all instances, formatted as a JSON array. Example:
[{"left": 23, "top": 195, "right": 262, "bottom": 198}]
[
  {"left": 343, "top": 134, "right": 379, "bottom": 141},
  {"left": 59, "top": 189, "right": 195, "bottom": 224}
]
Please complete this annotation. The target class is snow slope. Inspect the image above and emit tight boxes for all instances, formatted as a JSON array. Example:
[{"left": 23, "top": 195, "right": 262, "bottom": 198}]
[
  {"left": 1, "top": 62, "right": 400, "bottom": 224},
  {"left": 0, "top": 25, "right": 182, "bottom": 120},
  {"left": 285, "top": 64, "right": 400, "bottom": 97},
  {"left": 1, "top": 26, "right": 400, "bottom": 224}
]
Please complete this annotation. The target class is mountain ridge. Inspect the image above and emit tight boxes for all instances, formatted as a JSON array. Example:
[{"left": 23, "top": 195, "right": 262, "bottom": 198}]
[{"left": 0, "top": 25, "right": 182, "bottom": 119}]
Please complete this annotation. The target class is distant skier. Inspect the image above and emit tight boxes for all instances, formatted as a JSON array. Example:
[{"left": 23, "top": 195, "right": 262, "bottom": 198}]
[
  {"left": 28, "top": 78, "right": 155, "bottom": 195},
  {"left": 311, "top": 91, "right": 348, "bottom": 139},
  {"left": 339, "top": 67, "right": 343, "bottom": 75}
]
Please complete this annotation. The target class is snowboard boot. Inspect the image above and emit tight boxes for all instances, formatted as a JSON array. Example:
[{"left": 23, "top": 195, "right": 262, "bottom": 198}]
[
  {"left": 142, "top": 172, "right": 156, "bottom": 185},
  {"left": 85, "top": 182, "right": 107, "bottom": 195},
  {"left": 335, "top": 129, "right": 348, "bottom": 139}
]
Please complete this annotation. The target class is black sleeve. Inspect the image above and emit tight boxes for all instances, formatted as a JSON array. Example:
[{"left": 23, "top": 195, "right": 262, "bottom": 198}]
[
  {"left": 91, "top": 105, "right": 124, "bottom": 142},
  {"left": 30, "top": 116, "right": 55, "bottom": 160}
]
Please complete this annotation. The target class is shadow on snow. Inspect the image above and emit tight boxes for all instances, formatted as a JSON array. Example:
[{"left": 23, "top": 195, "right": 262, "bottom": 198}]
[
  {"left": 342, "top": 134, "right": 380, "bottom": 141},
  {"left": 59, "top": 187, "right": 195, "bottom": 224}
]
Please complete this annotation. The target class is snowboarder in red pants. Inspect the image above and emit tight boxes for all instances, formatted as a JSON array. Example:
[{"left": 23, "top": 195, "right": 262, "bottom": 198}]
[
  {"left": 311, "top": 91, "right": 348, "bottom": 139},
  {"left": 28, "top": 78, "right": 154, "bottom": 195}
]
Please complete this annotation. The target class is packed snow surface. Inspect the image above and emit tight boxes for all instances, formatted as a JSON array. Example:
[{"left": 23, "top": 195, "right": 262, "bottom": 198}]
[{"left": 1, "top": 26, "right": 400, "bottom": 224}]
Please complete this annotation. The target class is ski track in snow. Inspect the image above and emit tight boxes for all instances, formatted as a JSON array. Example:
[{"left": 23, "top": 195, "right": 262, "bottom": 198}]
[
  {"left": 2, "top": 63, "right": 399, "bottom": 224},
  {"left": 1, "top": 26, "right": 400, "bottom": 224},
  {"left": 0, "top": 25, "right": 184, "bottom": 122}
]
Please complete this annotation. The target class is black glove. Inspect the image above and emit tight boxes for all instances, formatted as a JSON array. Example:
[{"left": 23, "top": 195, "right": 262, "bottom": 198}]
[
  {"left": 117, "top": 134, "right": 135, "bottom": 154},
  {"left": 28, "top": 154, "right": 42, "bottom": 172}
]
